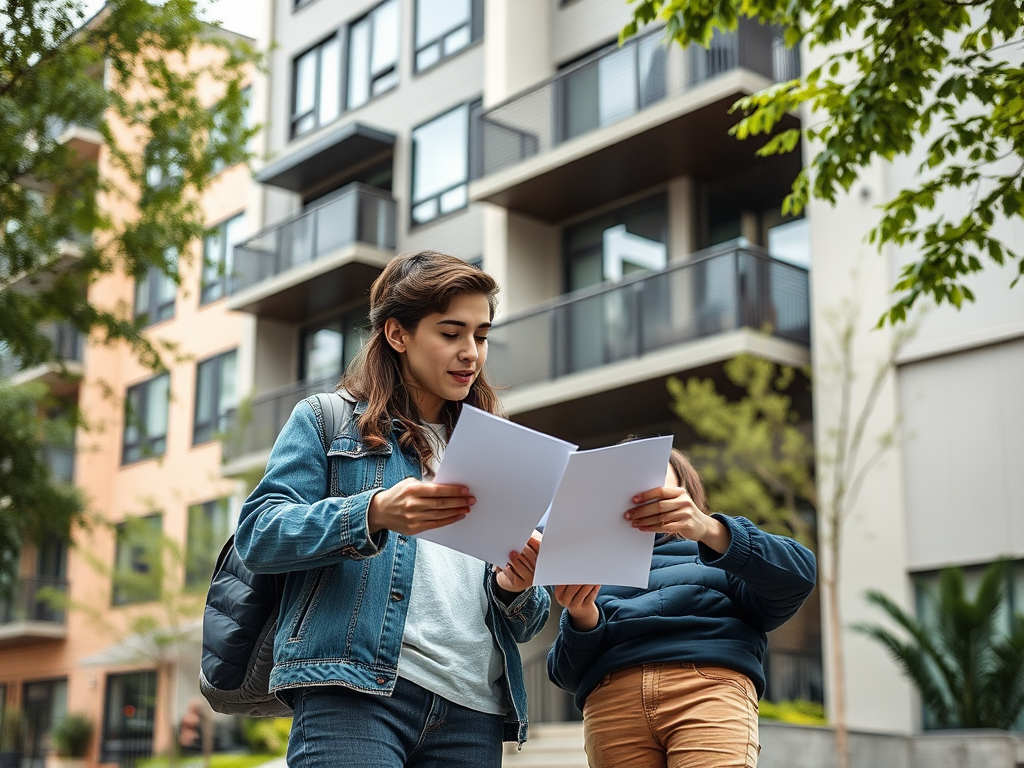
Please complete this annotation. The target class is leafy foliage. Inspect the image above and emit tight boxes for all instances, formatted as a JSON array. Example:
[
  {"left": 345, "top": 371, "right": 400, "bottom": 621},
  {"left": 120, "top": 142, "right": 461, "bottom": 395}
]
[
  {"left": 667, "top": 354, "right": 815, "bottom": 543},
  {"left": 624, "top": 0, "right": 1024, "bottom": 324},
  {"left": 50, "top": 713, "right": 95, "bottom": 758},
  {"left": 0, "top": 1, "right": 259, "bottom": 583},
  {"left": 854, "top": 560, "right": 1024, "bottom": 730},
  {"left": 758, "top": 698, "right": 828, "bottom": 725}
]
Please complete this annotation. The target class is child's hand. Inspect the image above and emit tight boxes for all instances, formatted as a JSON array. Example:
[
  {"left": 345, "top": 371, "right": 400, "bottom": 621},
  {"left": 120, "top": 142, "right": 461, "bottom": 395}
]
[
  {"left": 553, "top": 584, "right": 601, "bottom": 631},
  {"left": 624, "top": 486, "right": 731, "bottom": 553},
  {"left": 495, "top": 531, "right": 541, "bottom": 593}
]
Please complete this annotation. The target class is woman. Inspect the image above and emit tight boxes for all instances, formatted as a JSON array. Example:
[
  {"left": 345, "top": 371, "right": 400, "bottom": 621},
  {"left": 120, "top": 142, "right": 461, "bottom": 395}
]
[
  {"left": 235, "top": 251, "right": 550, "bottom": 768},
  {"left": 548, "top": 448, "right": 816, "bottom": 768}
]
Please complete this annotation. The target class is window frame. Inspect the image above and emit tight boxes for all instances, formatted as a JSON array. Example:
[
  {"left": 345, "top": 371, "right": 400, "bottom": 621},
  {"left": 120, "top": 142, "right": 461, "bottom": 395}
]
[
  {"left": 111, "top": 514, "right": 163, "bottom": 606},
  {"left": 185, "top": 497, "right": 235, "bottom": 591},
  {"left": 290, "top": 34, "right": 343, "bottom": 140},
  {"left": 409, "top": 98, "right": 482, "bottom": 227},
  {"left": 201, "top": 211, "right": 246, "bottom": 305},
  {"left": 100, "top": 670, "right": 157, "bottom": 765},
  {"left": 122, "top": 374, "right": 170, "bottom": 465},
  {"left": 346, "top": 0, "right": 401, "bottom": 112},
  {"left": 413, "top": 0, "right": 484, "bottom": 74},
  {"left": 192, "top": 349, "right": 238, "bottom": 446},
  {"left": 133, "top": 252, "right": 178, "bottom": 327}
]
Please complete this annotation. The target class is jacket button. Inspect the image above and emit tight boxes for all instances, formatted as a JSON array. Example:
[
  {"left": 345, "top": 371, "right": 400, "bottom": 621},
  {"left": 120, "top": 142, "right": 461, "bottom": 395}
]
[
  {"left": 376, "top": 676, "right": 387, "bottom": 685},
  {"left": 390, "top": 592, "right": 403, "bottom": 601}
]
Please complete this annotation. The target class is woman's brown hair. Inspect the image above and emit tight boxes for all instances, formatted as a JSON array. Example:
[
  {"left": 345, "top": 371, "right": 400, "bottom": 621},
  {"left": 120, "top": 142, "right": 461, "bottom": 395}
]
[
  {"left": 341, "top": 250, "right": 503, "bottom": 465},
  {"left": 667, "top": 448, "right": 708, "bottom": 516}
]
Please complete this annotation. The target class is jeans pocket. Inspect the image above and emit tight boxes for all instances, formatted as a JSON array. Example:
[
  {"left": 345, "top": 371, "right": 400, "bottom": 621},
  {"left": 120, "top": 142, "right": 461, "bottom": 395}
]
[{"left": 692, "top": 665, "right": 759, "bottom": 708}]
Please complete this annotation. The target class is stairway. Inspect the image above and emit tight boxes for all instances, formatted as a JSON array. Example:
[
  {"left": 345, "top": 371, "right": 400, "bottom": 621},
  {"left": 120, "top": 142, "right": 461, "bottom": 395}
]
[{"left": 503, "top": 722, "right": 588, "bottom": 767}]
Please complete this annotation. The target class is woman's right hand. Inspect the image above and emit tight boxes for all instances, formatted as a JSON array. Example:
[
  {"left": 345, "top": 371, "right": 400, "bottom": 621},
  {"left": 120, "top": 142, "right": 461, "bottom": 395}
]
[
  {"left": 553, "top": 584, "right": 601, "bottom": 632},
  {"left": 367, "top": 478, "right": 475, "bottom": 535}
]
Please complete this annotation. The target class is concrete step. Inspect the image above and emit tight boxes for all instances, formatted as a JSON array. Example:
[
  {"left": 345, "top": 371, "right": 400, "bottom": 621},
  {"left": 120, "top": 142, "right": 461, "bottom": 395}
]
[{"left": 502, "top": 753, "right": 588, "bottom": 768}]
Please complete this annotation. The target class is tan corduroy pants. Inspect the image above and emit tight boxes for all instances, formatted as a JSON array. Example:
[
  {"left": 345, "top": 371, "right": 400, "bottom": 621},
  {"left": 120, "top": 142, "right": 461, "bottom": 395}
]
[{"left": 582, "top": 663, "right": 760, "bottom": 768}]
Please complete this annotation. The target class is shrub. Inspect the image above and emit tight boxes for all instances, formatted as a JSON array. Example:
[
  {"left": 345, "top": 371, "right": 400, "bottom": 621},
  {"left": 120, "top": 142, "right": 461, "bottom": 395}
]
[
  {"left": 241, "top": 719, "right": 290, "bottom": 756},
  {"left": 758, "top": 699, "right": 828, "bottom": 726},
  {"left": 50, "top": 714, "right": 94, "bottom": 758}
]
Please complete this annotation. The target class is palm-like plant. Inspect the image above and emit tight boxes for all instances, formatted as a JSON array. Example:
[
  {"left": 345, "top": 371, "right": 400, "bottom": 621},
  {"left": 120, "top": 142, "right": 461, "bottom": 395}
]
[{"left": 854, "top": 560, "right": 1024, "bottom": 730}]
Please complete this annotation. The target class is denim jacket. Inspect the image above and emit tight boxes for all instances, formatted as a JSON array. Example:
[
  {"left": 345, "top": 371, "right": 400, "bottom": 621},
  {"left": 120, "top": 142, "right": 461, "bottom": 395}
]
[{"left": 234, "top": 392, "right": 550, "bottom": 745}]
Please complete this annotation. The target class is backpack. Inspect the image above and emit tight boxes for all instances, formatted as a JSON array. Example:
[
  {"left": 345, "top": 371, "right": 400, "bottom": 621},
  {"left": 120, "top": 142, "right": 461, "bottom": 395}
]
[{"left": 199, "top": 391, "right": 354, "bottom": 717}]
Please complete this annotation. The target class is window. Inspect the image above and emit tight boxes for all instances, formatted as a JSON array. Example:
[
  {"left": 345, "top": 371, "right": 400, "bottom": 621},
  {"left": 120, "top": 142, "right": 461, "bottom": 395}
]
[
  {"left": 202, "top": 212, "right": 246, "bottom": 304},
  {"left": 291, "top": 35, "right": 341, "bottom": 138},
  {"left": 347, "top": 0, "right": 400, "bottom": 110},
  {"left": 22, "top": 678, "right": 68, "bottom": 768},
  {"left": 414, "top": 0, "right": 483, "bottom": 72},
  {"left": 101, "top": 671, "right": 156, "bottom": 765},
  {"left": 134, "top": 250, "right": 177, "bottom": 326},
  {"left": 143, "top": 134, "right": 185, "bottom": 191},
  {"left": 193, "top": 349, "right": 238, "bottom": 445},
  {"left": 300, "top": 309, "right": 367, "bottom": 383},
  {"left": 185, "top": 498, "right": 235, "bottom": 591},
  {"left": 123, "top": 374, "right": 170, "bottom": 464},
  {"left": 411, "top": 100, "right": 481, "bottom": 225},
  {"left": 112, "top": 514, "right": 163, "bottom": 606}
]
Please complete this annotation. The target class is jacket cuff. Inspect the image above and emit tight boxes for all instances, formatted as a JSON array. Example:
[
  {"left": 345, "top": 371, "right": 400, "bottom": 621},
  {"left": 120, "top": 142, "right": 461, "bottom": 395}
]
[
  {"left": 491, "top": 576, "right": 542, "bottom": 617},
  {"left": 698, "top": 513, "right": 752, "bottom": 573},
  {"left": 338, "top": 488, "right": 389, "bottom": 559},
  {"left": 557, "top": 605, "right": 605, "bottom": 651}
]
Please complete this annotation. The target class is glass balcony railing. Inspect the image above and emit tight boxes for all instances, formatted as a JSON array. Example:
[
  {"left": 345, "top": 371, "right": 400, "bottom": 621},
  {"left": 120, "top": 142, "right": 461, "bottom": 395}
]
[
  {"left": 229, "top": 183, "right": 397, "bottom": 297},
  {"left": 486, "top": 244, "right": 810, "bottom": 389},
  {"left": 220, "top": 376, "right": 340, "bottom": 464},
  {"left": 477, "top": 20, "right": 799, "bottom": 178},
  {"left": 0, "top": 576, "right": 68, "bottom": 626}
]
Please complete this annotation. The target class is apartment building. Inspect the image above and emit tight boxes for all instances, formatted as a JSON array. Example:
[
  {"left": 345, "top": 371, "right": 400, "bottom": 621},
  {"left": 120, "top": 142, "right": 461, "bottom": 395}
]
[
  {"left": 0, "top": 25, "right": 255, "bottom": 768},
  {"left": 227, "top": 0, "right": 820, "bottom": 731}
]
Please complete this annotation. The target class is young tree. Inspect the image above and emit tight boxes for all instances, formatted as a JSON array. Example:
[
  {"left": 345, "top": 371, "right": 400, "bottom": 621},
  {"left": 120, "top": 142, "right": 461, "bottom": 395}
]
[
  {"left": 623, "top": 1, "right": 1024, "bottom": 324},
  {"left": 0, "top": 1, "right": 259, "bottom": 584},
  {"left": 855, "top": 560, "right": 1024, "bottom": 730}
]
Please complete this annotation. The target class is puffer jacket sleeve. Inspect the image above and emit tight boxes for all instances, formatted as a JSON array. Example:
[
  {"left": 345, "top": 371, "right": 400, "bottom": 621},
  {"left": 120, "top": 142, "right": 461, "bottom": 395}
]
[
  {"left": 698, "top": 514, "right": 816, "bottom": 632},
  {"left": 546, "top": 606, "right": 607, "bottom": 695},
  {"left": 235, "top": 399, "right": 389, "bottom": 573}
]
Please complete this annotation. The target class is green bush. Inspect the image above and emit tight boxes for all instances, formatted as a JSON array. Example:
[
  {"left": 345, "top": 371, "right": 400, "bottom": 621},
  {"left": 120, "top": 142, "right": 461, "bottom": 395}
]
[
  {"left": 241, "top": 719, "right": 291, "bottom": 756},
  {"left": 51, "top": 714, "right": 94, "bottom": 758},
  {"left": 758, "top": 699, "right": 828, "bottom": 726}
]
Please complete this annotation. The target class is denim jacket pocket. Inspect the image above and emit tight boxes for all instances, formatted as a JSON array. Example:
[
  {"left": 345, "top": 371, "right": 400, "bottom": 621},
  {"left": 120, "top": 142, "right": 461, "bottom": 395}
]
[{"left": 287, "top": 566, "right": 331, "bottom": 643}]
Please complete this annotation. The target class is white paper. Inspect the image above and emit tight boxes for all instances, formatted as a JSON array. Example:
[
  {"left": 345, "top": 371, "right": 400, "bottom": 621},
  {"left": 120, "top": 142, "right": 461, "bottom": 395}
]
[
  {"left": 417, "top": 406, "right": 577, "bottom": 565},
  {"left": 533, "top": 436, "right": 673, "bottom": 589}
]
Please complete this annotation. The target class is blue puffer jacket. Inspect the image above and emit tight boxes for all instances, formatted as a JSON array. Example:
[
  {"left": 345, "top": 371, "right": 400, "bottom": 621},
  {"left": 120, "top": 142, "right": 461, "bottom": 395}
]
[
  {"left": 235, "top": 392, "right": 550, "bottom": 745},
  {"left": 547, "top": 515, "right": 816, "bottom": 710}
]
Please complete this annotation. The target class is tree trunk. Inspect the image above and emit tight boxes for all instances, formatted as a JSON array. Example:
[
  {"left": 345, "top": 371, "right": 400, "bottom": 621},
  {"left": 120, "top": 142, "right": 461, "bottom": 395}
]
[{"left": 827, "top": 536, "right": 849, "bottom": 768}]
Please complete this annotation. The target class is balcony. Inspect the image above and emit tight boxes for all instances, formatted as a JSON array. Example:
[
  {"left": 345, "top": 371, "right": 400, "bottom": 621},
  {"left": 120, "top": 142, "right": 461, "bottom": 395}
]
[
  {"left": 220, "top": 376, "right": 339, "bottom": 472},
  {"left": 42, "top": 444, "right": 76, "bottom": 484},
  {"left": 45, "top": 116, "right": 104, "bottom": 163},
  {"left": 471, "top": 21, "right": 801, "bottom": 222},
  {"left": 0, "top": 576, "right": 68, "bottom": 646},
  {"left": 0, "top": 321, "right": 85, "bottom": 395},
  {"left": 226, "top": 184, "right": 397, "bottom": 322},
  {"left": 487, "top": 244, "right": 809, "bottom": 416}
]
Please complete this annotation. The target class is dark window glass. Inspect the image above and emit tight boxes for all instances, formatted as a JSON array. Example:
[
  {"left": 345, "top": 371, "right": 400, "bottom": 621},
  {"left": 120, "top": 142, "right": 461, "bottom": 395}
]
[
  {"left": 134, "top": 250, "right": 177, "bottom": 326},
  {"left": 22, "top": 678, "right": 68, "bottom": 768},
  {"left": 193, "top": 349, "right": 238, "bottom": 445},
  {"left": 112, "top": 515, "right": 163, "bottom": 606},
  {"left": 411, "top": 100, "right": 481, "bottom": 225},
  {"left": 300, "top": 309, "right": 367, "bottom": 383},
  {"left": 101, "top": 671, "right": 156, "bottom": 766},
  {"left": 201, "top": 212, "right": 246, "bottom": 304},
  {"left": 185, "top": 498, "right": 235, "bottom": 591},
  {"left": 291, "top": 36, "right": 341, "bottom": 138},
  {"left": 122, "top": 375, "right": 170, "bottom": 464},
  {"left": 414, "top": 0, "right": 483, "bottom": 72},
  {"left": 347, "top": 0, "right": 400, "bottom": 110}
]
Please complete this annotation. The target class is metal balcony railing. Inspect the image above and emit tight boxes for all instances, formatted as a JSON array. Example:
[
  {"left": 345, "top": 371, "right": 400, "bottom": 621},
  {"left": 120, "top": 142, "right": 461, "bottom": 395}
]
[
  {"left": 0, "top": 576, "right": 68, "bottom": 626},
  {"left": 763, "top": 648, "right": 824, "bottom": 703},
  {"left": 229, "top": 183, "right": 397, "bottom": 297},
  {"left": 522, "top": 648, "right": 581, "bottom": 723},
  {"left": 477, "top": 20, "right": 799, "bottom": 178},
  {"left": 221, "top": 376, "right": 340, "bottom": 463},
  {"left": 0, "top": 321, "right": 84, "bottom": 379},
  {"left": 487, "top": 244, "right": 810, "bottom": 389}
]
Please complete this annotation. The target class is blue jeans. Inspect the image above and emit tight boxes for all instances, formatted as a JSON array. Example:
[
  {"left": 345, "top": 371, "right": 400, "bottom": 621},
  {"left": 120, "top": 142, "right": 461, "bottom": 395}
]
[{"left": 287, "top": 678, "right": 504, "bottom": 768}]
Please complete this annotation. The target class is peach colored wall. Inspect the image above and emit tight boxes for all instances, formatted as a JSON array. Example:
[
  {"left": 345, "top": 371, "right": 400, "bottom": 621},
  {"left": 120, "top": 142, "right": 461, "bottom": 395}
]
[{"left": 0, "top": 38, "right": 254, "bottom": 768}]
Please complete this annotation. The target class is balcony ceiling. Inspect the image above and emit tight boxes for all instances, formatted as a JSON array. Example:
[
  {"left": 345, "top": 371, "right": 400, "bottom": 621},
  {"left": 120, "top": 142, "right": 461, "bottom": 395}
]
[
  {"left": 471, "top": 91, "right": 801, "bottom": 223},
  {"left": 257, "top": 122, "right": 396, "bottom": 193}
]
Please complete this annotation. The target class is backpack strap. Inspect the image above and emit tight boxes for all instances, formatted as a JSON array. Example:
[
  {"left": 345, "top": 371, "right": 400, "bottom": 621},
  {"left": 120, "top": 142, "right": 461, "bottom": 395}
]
[{"left": 311, "top": 391, "right": 355, "bottom": 453}]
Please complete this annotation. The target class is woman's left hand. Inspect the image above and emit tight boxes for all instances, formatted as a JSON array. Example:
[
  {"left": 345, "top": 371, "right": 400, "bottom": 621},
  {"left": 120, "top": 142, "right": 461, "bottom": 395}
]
[
  {"left": 624, "top": 486, "right": 731, "bottom": 553},
  {"left": 495, "top": 531, "right": 542, "bottom": 593}
]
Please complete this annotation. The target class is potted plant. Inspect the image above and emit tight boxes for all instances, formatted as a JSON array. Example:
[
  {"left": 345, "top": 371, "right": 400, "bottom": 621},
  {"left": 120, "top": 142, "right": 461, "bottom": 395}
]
[
  {"left": 0, "top": 708, "right": 24, "bottom": 768},
  {"left": 48, "top": 713, "right": 94, "bottom": 768}
]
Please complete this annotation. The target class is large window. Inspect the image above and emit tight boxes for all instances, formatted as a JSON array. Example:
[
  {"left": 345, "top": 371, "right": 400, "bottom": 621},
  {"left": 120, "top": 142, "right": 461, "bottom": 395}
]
[
  {"left": 414, "top": 0, "right": 483, "bottom": 72},
  {"left": 22, "top": 678, "right": 68, "bottom": 768},
  {"left": 134, "top": 250, "right": 177, "bottom": 326},
  {"left": 101, "top": 671, "right": 156, "bottom": 766},
  {"left": 347, "top": 0, "right": 400, "bottom": 110},
  {"left": 411, "top": 100, "right": 481, "bottom": 225},
  {"left": 185, "top": 498, "right": 235, "bottom": 591},
  {"left": 193, "top": 349, "right": 238, "bottom": 445},
  {"left": 112, "top": 514, "right": 163, "bottom": 606},
  {"left": 291, "top": 35, "right": 341, "bottom": 138},
  {"left": 202, "top": 212, "right": 246, "bottom": 304},
  {"left": 300, "top": 309, "right": 366, "bottom": 383},
  {"left": 123, "top": 374, "right": 170, "bottom": 464}
]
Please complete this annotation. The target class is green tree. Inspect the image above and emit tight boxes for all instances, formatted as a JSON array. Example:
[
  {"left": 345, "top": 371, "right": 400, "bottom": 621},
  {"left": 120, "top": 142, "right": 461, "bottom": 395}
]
[
  {"left": 624, "top": 1, "right": 1024, "bottom": 324},
  {"left": 855, "top": 560, "right": 1024, "bottom": 730},
  {"left": 0, "top": 1, "right": 259, "bottom": 584}
]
